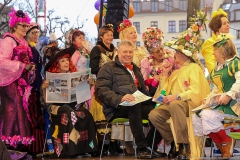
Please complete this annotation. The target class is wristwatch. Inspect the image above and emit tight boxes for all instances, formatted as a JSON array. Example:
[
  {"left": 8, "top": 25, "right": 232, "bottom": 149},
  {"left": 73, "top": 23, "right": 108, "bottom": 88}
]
[{"left": 176, "top": 94, "right": 181, "bottom": 100}]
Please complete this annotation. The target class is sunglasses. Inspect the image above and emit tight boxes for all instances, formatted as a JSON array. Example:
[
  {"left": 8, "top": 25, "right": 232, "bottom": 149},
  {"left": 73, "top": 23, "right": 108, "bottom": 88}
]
[{"left": 18, "top": 24, "right": 30, "bottom": 29}]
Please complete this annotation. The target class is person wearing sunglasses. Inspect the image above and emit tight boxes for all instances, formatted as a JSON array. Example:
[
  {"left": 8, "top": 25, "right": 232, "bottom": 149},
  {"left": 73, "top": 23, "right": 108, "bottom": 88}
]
[
  {"left": 24, "top": 22, "right": 45, "bottom": 156},
  {"left": 0, "top": 8, "right": 35, "bottom": 149}
]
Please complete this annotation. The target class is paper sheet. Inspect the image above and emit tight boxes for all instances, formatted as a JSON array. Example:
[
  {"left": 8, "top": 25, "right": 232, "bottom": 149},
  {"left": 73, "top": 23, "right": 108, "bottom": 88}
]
[
  {"left": 119, "top": 90, "right": 152, "bottom": 106},
  {"left": 76, "top": 80, "right": 91, "bottom": 104}
]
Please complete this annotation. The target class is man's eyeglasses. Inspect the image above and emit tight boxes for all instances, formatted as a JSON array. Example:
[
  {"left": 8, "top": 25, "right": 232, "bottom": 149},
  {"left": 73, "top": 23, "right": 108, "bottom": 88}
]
[
  {"left": 31, "top": 31, "right": 40, "bottom": 35},
  {"left": 18, "top": 24, "right": 30, "bottom": 29}
]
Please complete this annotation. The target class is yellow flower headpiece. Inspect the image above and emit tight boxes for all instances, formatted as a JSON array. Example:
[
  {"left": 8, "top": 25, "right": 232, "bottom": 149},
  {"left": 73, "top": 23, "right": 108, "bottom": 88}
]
[{"left": 211, "top": 8, "right": 228, "bottom": 19}]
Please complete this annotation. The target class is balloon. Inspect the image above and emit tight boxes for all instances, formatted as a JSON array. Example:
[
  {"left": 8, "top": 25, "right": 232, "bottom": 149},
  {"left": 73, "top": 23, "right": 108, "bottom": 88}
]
[
  {"left": 94, "top": 12, "right": 100, "bottom": 25},
  {"left": 94, "top": 0, "right": 100, "bottom": 11},
  {"left": 129, "top": 4, "right": 135, "bottom": 18},
  {"left": 94, "top": 0, "right": 107, "bottom": 11}
]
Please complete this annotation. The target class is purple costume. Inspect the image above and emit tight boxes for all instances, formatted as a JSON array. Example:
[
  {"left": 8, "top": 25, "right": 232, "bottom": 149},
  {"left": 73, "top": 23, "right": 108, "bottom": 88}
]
[{"left": 0, "top": 33, "right": 35, "bottom": 147}]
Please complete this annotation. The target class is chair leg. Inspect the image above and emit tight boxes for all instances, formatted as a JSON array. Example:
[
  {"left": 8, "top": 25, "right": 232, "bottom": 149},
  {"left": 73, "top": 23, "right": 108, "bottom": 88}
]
[
  {"left": 210, "top": 140, "right": 213, "bottom": 157},
  {"left": 123, "top": 124, "right": 125, "bottom": 155},
  {"left": 100, "top": 123, "right": 108, "bottom": 158},
  {"left": 133, "top": 138, "right": 137, "bottom": 158},
  {"left": 150, "top": 128, "right": 156, "bottom": 157}
]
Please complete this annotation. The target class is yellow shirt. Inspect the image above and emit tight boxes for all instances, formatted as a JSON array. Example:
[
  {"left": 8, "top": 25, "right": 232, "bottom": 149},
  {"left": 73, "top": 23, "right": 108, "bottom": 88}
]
[
  {"left": 201, "top": 33, "right": 218, "bottom": 73},
  {"left": 154, "top": 60, "right": 210, "bottom": 107}
]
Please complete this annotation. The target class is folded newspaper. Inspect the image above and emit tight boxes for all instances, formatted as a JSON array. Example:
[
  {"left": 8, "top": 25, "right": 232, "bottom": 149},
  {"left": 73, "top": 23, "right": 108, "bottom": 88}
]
[
  {"left": 191, "top": 93, "right": 226, "bottom": 112},
  {"left": 46, "top": 68, "right": 91, "bottom": 103},
  {"left": 119, "top": 90, "right": 152, "bottom": 106}
]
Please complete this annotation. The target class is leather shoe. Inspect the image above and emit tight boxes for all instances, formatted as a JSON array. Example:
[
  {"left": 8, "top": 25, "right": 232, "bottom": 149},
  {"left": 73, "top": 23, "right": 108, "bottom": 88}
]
[
  {"left": 168, "top": 141, "right": 179, "bottom": 158},
  {"left": 137, "top": 147, "right": 153, "bottom": 159},
  {"left": 178, "top": 143, "right": 190, "bottom": 160},
  {"left": 146, "top": 146, "right": 167, "bottom": 157}
]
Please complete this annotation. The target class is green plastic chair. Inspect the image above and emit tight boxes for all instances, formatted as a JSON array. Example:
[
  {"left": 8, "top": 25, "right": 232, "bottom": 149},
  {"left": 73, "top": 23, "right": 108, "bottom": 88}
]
[{"left": 100, "top": 118, "right": 150, "bottom": 158}]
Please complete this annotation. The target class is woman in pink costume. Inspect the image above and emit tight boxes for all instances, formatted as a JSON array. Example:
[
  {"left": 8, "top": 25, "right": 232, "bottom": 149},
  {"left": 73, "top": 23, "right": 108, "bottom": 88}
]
[
  {"left": 141, "top": 27, "right": 177, "bottom": 96},
  {"left": 0, "top": 9, "right": 35, "bottom": 148}
]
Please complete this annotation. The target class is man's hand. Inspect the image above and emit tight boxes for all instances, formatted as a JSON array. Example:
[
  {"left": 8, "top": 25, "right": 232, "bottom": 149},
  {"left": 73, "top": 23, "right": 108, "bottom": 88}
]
[
  {"left": 121, "top": 94, "right": 135, "bottom": 102},
  {"left": 162, "top": 62, "right": 173, "bottom": 76},
  {"left": 218, "top": 95, "right": 232, "bottom": 105},
  {"left": 162, "top": 95, "right": 177, "bottom": 105}
]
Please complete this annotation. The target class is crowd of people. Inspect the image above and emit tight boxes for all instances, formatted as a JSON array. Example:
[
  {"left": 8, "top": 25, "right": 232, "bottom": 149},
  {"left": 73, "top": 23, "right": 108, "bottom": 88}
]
[{"left": 0, "top": 6, "right": 239, "bottom": 160}]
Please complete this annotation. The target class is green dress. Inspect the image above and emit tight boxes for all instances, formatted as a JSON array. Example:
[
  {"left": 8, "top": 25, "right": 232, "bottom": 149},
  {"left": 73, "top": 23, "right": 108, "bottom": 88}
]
[{"left": 210, "top": 56, "right": 240, "bottom": 116}]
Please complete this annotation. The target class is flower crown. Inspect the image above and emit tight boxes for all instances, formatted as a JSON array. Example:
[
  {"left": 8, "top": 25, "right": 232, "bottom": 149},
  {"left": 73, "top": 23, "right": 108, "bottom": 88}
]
[
  {"left": 142, "top": 27, "right": 164, "bottom": 52},
  {"left": 213, "top": 33, "right": 233, "bottom": 48},
  {"left": 164, "top": 10, "right": 207, "bottom": 65},
  {"left": 117, "top": 19, "right": 132, "bottom": 32},
  {"left": 8, "top": 8, "right": 31, "bottom": 27},
  {"left": 211, "top": 8, "right": 228, "bottom": 19}
]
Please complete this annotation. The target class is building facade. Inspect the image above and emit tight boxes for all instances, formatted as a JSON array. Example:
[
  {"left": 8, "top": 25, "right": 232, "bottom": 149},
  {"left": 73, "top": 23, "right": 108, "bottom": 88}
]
[
  {"left": 221, "top": 0, "right": 240, "bottom": 53},
  {"left": 113, "top": 0, "right": 214, "bottom": 48}
]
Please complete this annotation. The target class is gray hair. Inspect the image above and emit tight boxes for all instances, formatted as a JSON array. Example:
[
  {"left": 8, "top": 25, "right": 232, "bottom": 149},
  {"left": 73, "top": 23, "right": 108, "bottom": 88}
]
[{"left": 118, "top": 39, "right": 135, "bottom": 50}]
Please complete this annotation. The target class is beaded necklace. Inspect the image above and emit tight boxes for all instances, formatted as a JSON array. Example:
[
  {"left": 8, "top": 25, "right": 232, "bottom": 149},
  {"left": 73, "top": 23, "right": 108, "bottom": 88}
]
[{"left": 148, "top": 56, "right": 163, "bottom": 77}]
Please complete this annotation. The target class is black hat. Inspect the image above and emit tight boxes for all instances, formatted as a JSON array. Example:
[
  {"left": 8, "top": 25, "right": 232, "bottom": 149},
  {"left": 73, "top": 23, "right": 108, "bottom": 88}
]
[{"left": 44, "top": 47, "right": 76, "bottom": 72}]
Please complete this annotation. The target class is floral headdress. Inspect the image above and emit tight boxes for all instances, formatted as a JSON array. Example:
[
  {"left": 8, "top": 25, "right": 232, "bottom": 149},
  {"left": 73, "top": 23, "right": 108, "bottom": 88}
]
[
  {"left": 8, "top": 8, "right": 31, "bottom": 27},
  {"left": 64, "top": 28, "right": 79, "bottom": 48},
  {"left": 164, "top": 10, "right": 207, "bottom": 65},
  {"left": 213, "top": 33, "right": 233, "bottom": 48},
  {"left": 26, "top": 22, "right": 40, "bottom": 35},
  {"left": 142, "top": 27, "right": 164, "bottom": 52},
  {"left": 189, "top": 9, "right": 208, "bottom": 32},
  {"left": 117, "top": 19, "right": 132, "bottom": 32},
  {"left": 211, "top": 8, "right": 228, "bottom": 19}
]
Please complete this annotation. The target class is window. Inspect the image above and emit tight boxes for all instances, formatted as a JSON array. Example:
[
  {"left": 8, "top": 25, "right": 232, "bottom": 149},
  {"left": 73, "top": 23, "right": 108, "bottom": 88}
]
[
  {"left": 136, "top": 41, "right": 140, "bottom": 46},
  {"left": 235, "top": 10, "right": 240, "bottom": 20},
  {"left": 151, "top": 2, "right": 158, "bottom": 12},
  {"left": 133, "top": 2, "right": 141, "bottom": 12},
  {"left": 168, "top": 21, "right": 176, "bottom": 32},
  {"left": 151, "top": 21, "right": 158, "bottom": 28},
  {"left": 179, "top": 20, "right": 186, "bottom": 32},
  {"left": 238, "top": 48, "right": 240, "bottom": 55},
  {"left": 166, "top": 0, "right": 173, "bottom": 11},
  {"left": 133, "top": 22, "right": 140, "bottom": 33},
  {"left": 179, "top": 0, "right": 186, "bottom": 11},
  {"left": 237, "top": 30, "right": 240, "bottom": 39}
]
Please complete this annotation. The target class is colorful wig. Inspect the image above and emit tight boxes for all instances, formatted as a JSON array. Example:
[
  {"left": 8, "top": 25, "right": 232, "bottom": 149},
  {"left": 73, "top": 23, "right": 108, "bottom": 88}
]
[
  {"left": 8, "top": 8, "right": 31, "bottom": 27},
  {"left": 47, "top": 54, "right": 77, "bottom": 73}
]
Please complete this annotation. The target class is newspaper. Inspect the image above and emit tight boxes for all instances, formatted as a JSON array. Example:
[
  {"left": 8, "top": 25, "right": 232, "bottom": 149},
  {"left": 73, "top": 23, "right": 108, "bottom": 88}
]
[
  {"left": 191, "top": 93, "right": 226, "bottom": 112},
  {"left": 119, "top": 90, "right": 152, "bottom": 106},
  {"left": 46, "top": 68, "right": 91, "bottom": 103}
]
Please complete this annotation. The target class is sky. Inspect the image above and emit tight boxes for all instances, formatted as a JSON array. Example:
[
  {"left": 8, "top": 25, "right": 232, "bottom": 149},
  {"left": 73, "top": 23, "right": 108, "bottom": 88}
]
[{"left": 41, "top": 0, "right": 99, "bottom": 41}]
